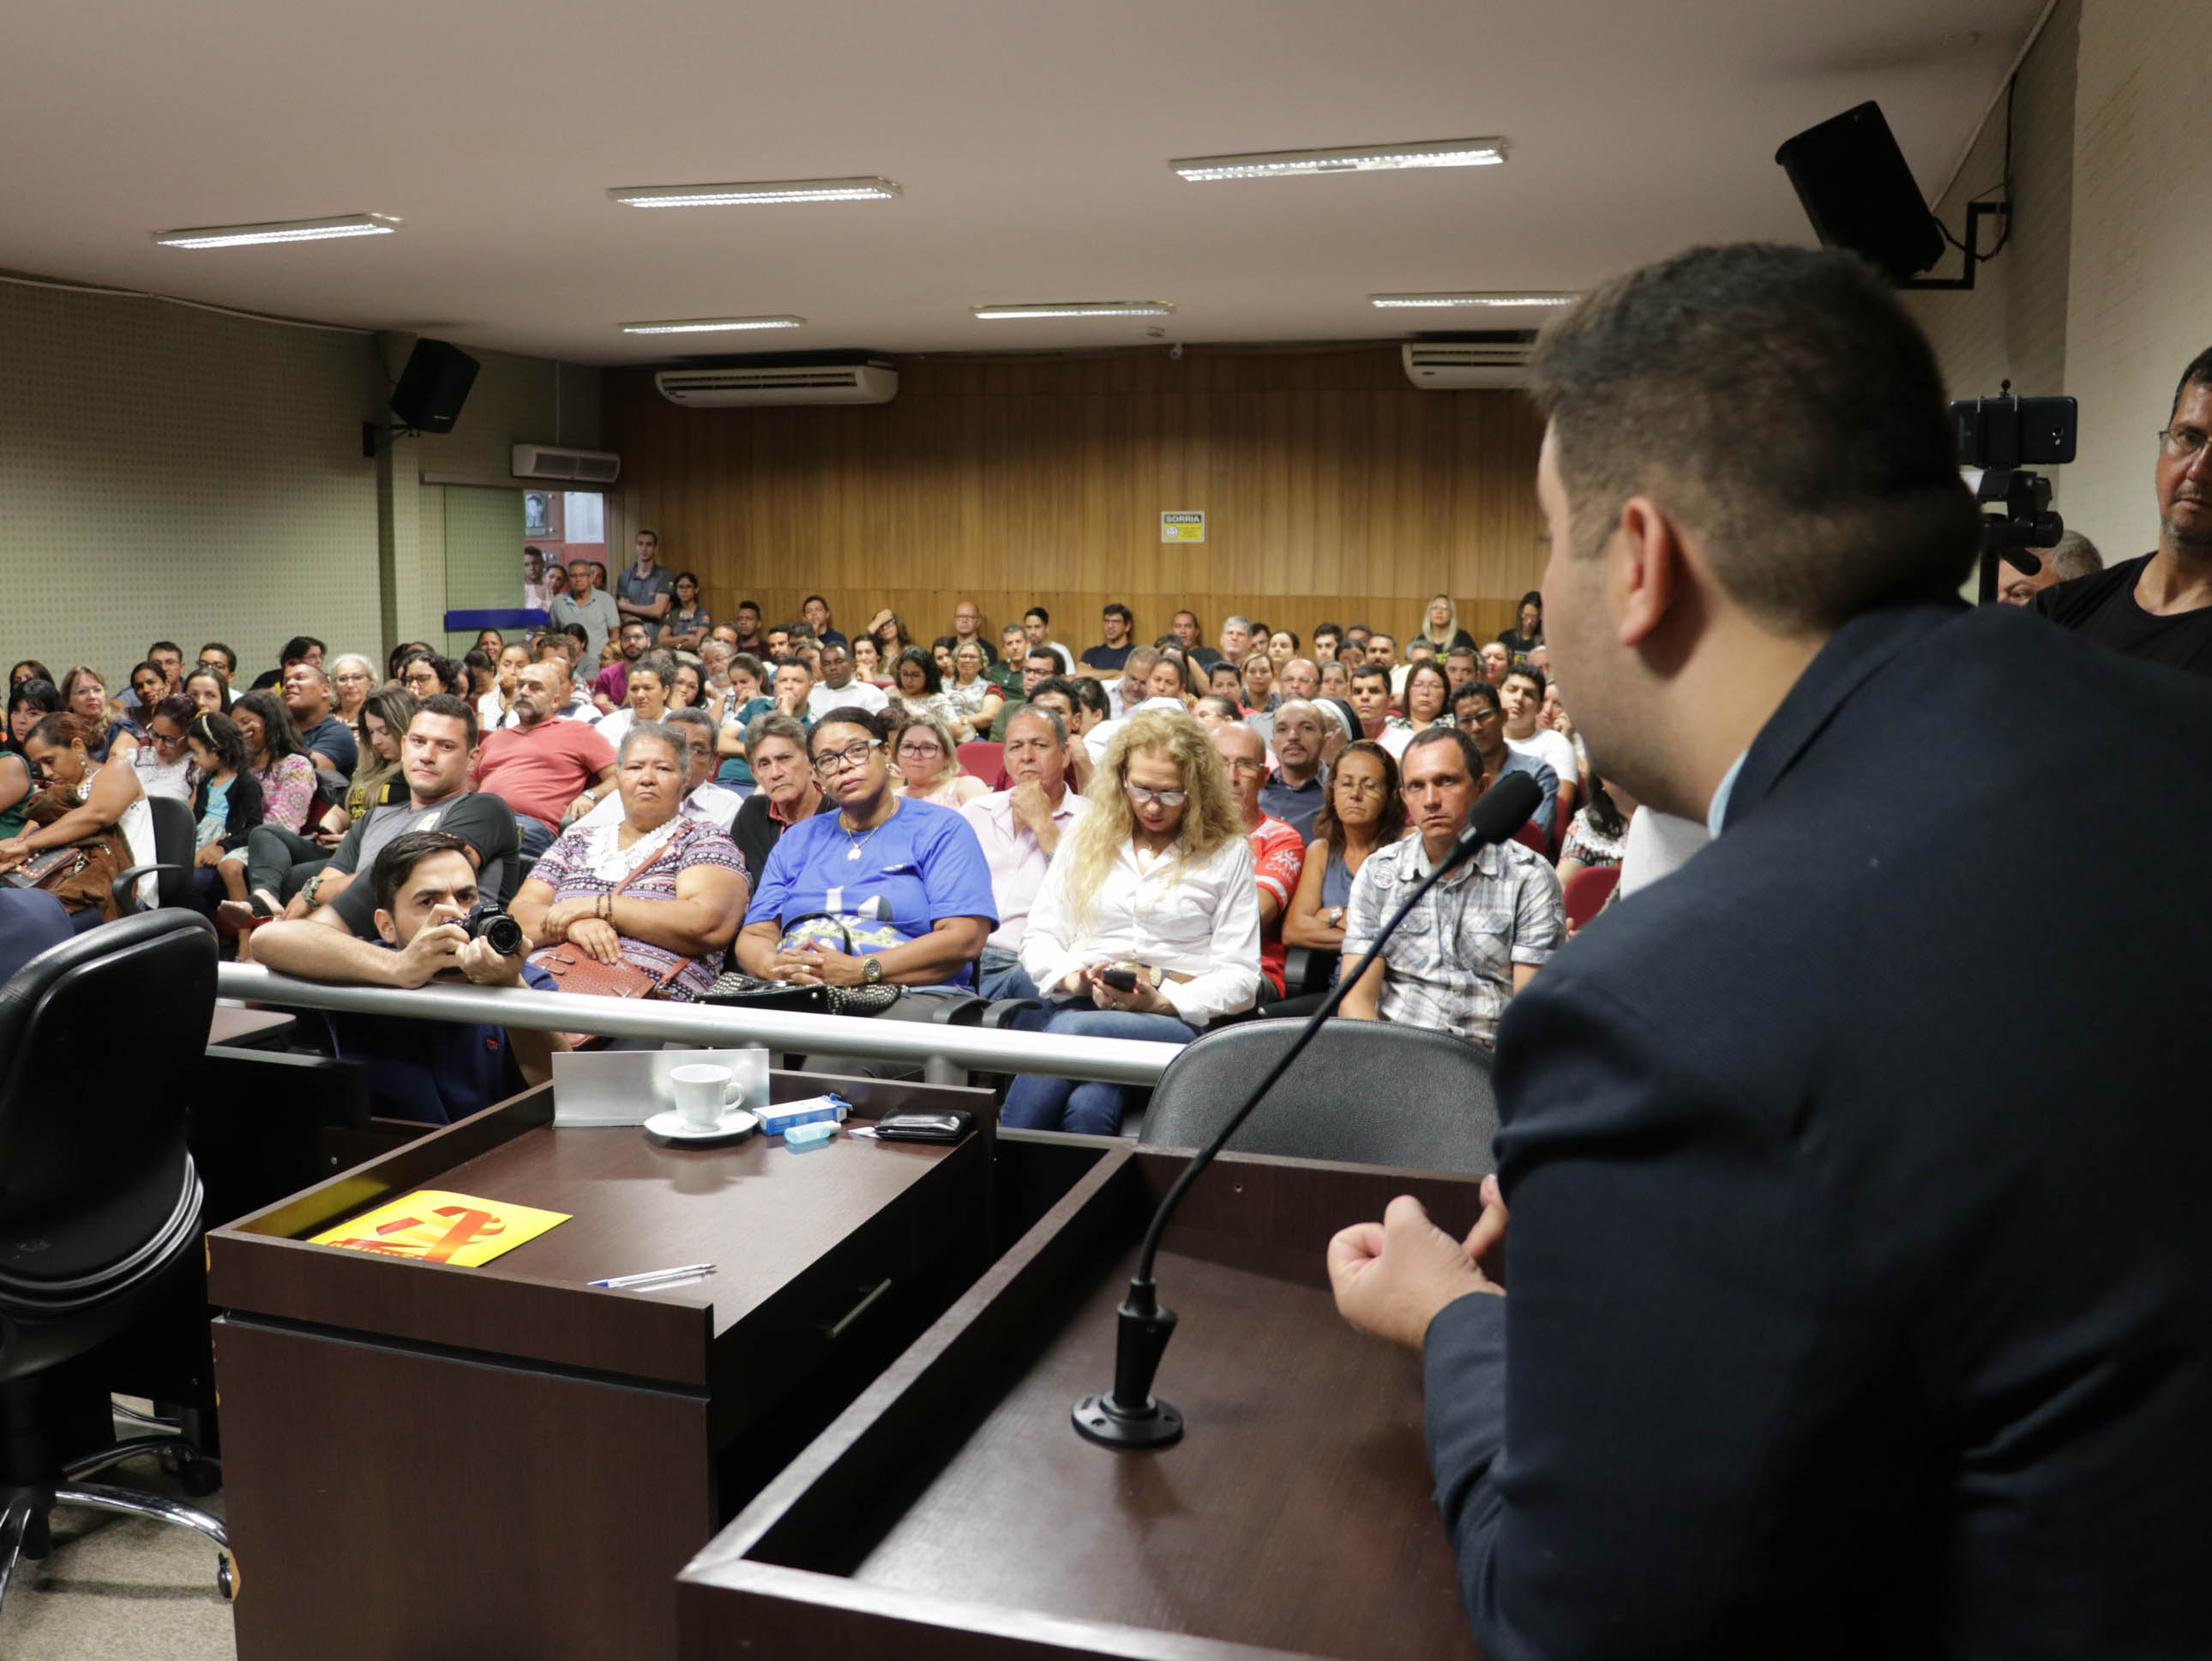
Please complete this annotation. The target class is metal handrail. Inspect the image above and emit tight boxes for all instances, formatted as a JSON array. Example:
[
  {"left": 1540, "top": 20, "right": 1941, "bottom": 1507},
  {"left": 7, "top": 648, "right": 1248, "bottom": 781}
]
[{"left": 214, "top": 964, "right": 1179, "bottom": 1086}]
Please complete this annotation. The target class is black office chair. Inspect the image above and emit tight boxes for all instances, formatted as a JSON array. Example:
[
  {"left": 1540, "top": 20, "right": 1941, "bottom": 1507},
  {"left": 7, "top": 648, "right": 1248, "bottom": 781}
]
[
  {"left": 1135, "top": 1017, "right": 1500, "bottom": 1173},
  {"left": 0, "top": 911, "right": 231, "bottom": 1604},
  {"left": 112, "top": 793, "right": 196, "bottom": 914}
]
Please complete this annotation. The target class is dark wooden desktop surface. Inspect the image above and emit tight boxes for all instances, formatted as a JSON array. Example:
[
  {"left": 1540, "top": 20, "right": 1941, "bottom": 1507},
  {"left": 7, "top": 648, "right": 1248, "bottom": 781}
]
[
  {"left": 210, "top": 1073, "right": 992, "bottom": 1661},
  {"left": 682, "top": 1142, "right": 1485, "bottom": 1661}
]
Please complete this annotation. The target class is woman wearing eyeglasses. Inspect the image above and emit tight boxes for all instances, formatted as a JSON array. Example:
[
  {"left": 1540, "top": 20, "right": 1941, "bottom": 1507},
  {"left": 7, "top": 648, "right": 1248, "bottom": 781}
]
[
  {"left": 732, "top": 709, "right": 997, "bottom": 1068},
  {"left": 892, "top": 714, "right": 987, "bottom": 809},
  {"left": 1002, "top": 707, "right": 1261, "bottom": 1135},
  {"left": 129, "top": 694, "right": 201, "bottom": 803}
]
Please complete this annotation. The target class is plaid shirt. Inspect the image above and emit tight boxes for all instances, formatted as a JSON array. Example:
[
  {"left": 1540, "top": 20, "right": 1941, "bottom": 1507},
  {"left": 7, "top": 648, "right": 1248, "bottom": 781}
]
[{"left": 1342, "top": 833, "right": 1563, "bottom": 1049}]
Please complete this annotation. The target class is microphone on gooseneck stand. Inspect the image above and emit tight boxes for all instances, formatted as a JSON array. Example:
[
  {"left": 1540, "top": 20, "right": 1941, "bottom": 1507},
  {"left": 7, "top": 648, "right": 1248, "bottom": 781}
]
[{"left": 1073, "top": 770, "right": 1546, "bottom": 1449}]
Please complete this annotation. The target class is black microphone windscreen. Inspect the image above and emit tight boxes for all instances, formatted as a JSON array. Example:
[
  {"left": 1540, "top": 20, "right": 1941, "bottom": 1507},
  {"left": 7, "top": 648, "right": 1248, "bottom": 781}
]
[{"left": 1468, "top": 771, "right": 1544, "bottom": 845}]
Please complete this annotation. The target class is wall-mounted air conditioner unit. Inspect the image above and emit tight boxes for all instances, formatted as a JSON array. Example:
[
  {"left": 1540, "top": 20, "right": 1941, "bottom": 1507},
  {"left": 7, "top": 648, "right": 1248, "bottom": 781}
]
[
  {"left": 654, "top": 359, "right": 898, "bottom": 407},
  {"left": 1402, "top": 334, "right": 1537, "bottom": 390},
  {"left": 511, "top": 443, "right": 622, "bottom": 484}
]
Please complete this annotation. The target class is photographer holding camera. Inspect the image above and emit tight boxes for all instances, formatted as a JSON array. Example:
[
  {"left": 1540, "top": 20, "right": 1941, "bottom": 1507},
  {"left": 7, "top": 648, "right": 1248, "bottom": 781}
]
[{"left": 253, "top": 830, "right": 565, "bottom": 1124}]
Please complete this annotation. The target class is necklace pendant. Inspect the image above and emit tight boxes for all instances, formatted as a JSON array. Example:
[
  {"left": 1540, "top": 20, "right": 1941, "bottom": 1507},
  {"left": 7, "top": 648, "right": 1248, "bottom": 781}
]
[{"left": 847, "top": 845, "right": 863, "bottom": 860}]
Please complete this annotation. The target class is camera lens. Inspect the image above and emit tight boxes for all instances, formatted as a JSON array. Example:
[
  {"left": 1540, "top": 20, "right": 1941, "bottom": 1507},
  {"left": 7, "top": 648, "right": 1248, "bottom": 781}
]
[{"left": 469, "top": 909, "right": 525, "bottom": 956}]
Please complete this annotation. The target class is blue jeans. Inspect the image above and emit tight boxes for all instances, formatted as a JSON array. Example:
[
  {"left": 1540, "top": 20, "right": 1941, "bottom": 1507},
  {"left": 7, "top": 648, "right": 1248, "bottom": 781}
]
[
  {"left": 977, "top": 946, "right": 1039, "bottom": 1002},
  {"left": 517, "top": 817, "right": 557, "bottom": 859},
  {"left": 1001, "top": 1003, "right": 1198, "bottom": 1136}
]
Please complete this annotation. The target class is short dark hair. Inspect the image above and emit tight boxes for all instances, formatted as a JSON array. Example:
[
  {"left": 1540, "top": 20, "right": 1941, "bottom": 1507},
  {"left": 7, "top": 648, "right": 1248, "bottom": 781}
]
[
  {"left": 1067, "top": 677, "right": 1111, "bottom": 719},
  {"left": 413, "top": 691, "right": 479, "bottom": 748},
  {"left": 1349, "top": 662, "right": 1391, "bottom": 687},
  {"left": 1502, "top": 665, "right": 1548, "bottom": 697},
  {"left": 774, "top": 655, "right": 813, "bottom": 681},
  {"left": 802, "top": 593, "right": 828, "bottom": 611},
  {"left": 1404, "top": 725, "right": 1486, "bottom": 781},
  {"left": 280, "top": 635, "right": 324, "bottom": 665},
  {"left": 1452, "top": 679, "right": 1502, "bottom": 718},
  {"left": 198, "top": 642, "right": 237, "bottom": 674},
  {"left": 2170, "top": 346, "right": 2212, "bottom": 421},
  {"left": 620, "top": 618, "right": 653, "bottom": 638},
  {"left": 1313, "top": 622, "right": 1342, "bottom": 641},
  {"left": 1025, "top": 646, "right": 1060, "bottom": 669},
  {"left": 808, "top": 709, "right": 888, "bottom": 751},
  {"left": 736, "top": 599, "right": 760, "bottom": 617},
  {"left": 1194, "top": 695, "right": 1242, "bottom": 723},
  {"left": 1029, "top": 676, "right": 1085, "bottom": 713},
  {"left": 372, "top": 829, "right": 473, "bottom": 914},
  {"left": 1025, "top": 606, "right": 1049, "bottom": 626},
  {"left": 1529, "top": 242, "right": 1980, "bottom": 629},
  {"left": 635, "top": 528, "right": 658, "bottom": 544},
  {"left": 1103, "top": 603, "right": 1133, "bottom": 626},
  {"left": 148, "top": 641, "right": 182, "bottom": 658}
]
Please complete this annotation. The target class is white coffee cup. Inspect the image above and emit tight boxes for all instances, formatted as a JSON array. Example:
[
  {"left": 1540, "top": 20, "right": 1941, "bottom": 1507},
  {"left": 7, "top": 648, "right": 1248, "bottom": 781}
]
[{"left": 669, "top": 1064, "right": 737, "bottom": 1128}]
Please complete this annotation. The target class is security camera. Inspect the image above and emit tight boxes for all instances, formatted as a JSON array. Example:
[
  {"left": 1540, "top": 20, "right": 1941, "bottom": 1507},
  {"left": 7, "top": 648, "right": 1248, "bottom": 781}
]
[{"left": 1169, "top": 342, "right": 1184, "bottom": 361}]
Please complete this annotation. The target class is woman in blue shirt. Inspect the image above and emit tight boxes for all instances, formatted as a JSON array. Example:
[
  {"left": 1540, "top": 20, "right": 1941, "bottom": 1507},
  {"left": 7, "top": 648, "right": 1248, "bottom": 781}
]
[{"left": 734, "top": 708, "right": 995, "bottom": 1071}]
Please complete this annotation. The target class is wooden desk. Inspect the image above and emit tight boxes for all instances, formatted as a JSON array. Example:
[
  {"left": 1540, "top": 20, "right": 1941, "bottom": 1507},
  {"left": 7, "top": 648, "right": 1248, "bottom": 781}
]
[
  {"left": 209, "top": 1071, "right": 993, "bottom": 1661},
  {"left": 207, "top": 1001, "right": 297, "bottom": 1049},
  {"left": 678, "top": 1142, "right": 1486, "bottom": 1661}
]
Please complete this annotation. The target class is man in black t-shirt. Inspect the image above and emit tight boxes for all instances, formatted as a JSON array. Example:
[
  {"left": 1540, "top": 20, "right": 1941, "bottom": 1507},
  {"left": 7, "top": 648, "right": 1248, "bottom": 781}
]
[
  {"left": 2035, "top": 350, "right": 2212, "bottom": 677},
  {"left": 1078, "top": 603, "right": 1135, "bottom": 679}
]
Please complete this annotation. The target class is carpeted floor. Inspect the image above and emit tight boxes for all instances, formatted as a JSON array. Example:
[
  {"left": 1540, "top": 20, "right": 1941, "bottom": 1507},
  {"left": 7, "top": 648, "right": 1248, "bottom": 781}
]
[{"left": 0, "top": 1409, "right": 235, "bottom": 1661}]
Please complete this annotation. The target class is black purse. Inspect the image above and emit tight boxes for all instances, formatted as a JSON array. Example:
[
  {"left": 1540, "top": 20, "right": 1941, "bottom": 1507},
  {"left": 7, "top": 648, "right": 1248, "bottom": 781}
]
[{"left": 726, "top": 912, "right": 905, "bottom": 1016}]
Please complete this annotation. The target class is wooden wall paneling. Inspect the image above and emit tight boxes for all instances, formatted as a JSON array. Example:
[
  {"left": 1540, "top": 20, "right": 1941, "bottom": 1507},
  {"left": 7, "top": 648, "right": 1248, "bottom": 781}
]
[{"left": 603, "top": 347, "right": 1547, "bottom": 661}]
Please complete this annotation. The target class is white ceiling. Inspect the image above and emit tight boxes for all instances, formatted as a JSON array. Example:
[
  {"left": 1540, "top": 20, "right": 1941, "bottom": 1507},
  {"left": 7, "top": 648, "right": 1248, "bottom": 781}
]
[{"left": 0, "top": 0, "right": 2038, "bottom": 366}]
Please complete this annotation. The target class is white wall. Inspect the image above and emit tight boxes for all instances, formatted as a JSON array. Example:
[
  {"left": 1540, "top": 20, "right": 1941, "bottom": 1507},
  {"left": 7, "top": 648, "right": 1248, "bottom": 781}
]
[{"left": 0, "top": 279, "right": 599, "bottom": 687}]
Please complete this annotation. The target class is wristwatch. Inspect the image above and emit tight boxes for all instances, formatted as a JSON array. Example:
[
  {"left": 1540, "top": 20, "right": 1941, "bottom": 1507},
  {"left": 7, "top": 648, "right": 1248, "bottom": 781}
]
[{"left": 863, "top": 956, "right": 884, "bottom": 985}]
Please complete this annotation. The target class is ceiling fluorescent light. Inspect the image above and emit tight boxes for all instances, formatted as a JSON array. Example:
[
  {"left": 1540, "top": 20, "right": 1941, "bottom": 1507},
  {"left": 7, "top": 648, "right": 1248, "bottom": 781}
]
[
  {"left": 609, "top": 178, "right": 899, "bottom": 208},
  {"left": 152, "top": 213, "right": 400, "bottom": 250},
  {"left": 1370, "top": 292, "right": 1575, "bottom": 309},
  {"left": 620, "top": 316, "right": 806, "bottom": 334},
  {"left": 1173, "top": 137, "right": 1506, "bottom": 182},
  {"left": 972, "top": 301, "right": 1176, "bottom": 320}
]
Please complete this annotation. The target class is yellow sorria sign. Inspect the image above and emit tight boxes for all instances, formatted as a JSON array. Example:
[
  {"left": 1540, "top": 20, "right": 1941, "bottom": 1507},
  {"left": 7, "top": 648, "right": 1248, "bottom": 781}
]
[
  {"left": 1160, "top": 511, "right": 1206, "bottom": 543},
  {"left": 310, "top": 1189, "right": 571, "bottom": 1267}
]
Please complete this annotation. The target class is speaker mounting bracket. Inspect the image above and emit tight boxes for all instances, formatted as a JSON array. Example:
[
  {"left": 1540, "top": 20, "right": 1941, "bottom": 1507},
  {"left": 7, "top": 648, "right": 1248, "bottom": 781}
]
[
  {"left": 360, "top": 421, "right": 425, "bottom": 459},
  {"left": 1897, "top": 199, "right": 2009, "bottom": 292}
]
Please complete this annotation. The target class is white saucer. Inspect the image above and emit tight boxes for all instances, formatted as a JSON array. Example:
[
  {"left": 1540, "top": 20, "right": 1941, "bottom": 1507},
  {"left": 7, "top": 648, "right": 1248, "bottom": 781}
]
[{"left": 644, "top": 1106, "right": 760, "bottom": 1146}]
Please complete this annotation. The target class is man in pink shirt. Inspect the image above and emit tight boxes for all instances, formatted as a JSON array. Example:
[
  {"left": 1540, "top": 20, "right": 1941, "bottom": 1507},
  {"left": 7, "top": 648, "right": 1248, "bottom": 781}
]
[
  {"left": 959, "top": 706, "right": 1090, "bottom": 1000},
  {"left": 469, "top": 659, "right": 616, "bottom": 856},
  {"left": 1211, "top": 723, "right": 1305, "bottom": 1002}
]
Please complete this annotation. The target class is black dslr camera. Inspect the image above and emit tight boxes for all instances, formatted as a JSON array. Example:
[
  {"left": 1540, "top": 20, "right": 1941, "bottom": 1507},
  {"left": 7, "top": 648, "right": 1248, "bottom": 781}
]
[
  {"left": 466, "top": 907, "right": 526, "bottom": 958},
  {"left": 1951, "top": 387, "right": 2076, "bottom": 600}
]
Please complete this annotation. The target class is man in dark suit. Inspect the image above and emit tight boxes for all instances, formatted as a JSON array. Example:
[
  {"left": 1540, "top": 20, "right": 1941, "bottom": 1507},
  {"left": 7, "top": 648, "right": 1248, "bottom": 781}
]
[{"left": 1330, "top": 244, "right": 2212, "bottom": 1658}]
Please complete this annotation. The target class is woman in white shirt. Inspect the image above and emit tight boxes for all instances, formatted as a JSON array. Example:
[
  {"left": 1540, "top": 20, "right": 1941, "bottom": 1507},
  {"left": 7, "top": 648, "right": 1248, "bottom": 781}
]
[{"left": 1005, "top": 708, "right": 1261, "bottom": 1135}]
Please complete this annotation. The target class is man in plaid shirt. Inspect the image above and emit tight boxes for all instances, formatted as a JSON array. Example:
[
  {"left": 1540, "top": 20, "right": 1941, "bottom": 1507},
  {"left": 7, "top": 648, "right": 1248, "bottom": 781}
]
[{"left": 1340, "top": 726, "right": 1562, "bottom": 1048}]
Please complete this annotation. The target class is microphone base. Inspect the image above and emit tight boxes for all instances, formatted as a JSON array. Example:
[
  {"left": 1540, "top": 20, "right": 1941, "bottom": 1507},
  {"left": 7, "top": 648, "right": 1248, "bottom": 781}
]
[{"left": 1072, "top": 1392, "right": 1184, "bottom": 1449}]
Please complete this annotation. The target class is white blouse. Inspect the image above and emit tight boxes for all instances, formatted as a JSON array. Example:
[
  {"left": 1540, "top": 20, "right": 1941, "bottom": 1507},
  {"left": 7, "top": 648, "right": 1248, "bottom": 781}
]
[{"left": 1020, "top": 833, "right": 1261, "bottom": 1025}]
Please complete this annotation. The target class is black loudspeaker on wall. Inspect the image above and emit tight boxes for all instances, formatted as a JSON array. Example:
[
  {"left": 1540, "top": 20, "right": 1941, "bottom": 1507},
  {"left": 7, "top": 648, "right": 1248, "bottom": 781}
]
[
  {"left": 388, "top": 339, "right": 480, "bottom": 435},
  {"left": 1775, "top": 100, "right": 1947, "bottom": 285}
]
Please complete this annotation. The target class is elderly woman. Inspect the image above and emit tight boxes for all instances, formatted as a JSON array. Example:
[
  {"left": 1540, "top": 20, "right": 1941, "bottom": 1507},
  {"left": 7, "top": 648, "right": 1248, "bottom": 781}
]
[
  {"left": 511, "top": 721, "right": 749, "bottom": 1006},
  {"left": 734, "top": 708, "right": 995, "bottom": 1071},
  {"left": 0, "top": 713, "right": 159, "bottom": 919},
  {"left": 1003, "top": 708, "right": 1261, "bottom": 1135},
  {"left": 893, "top": 714, "right": 987, "bottom": 809},
  {"left": 329, "top": 653, "right": 377, "bottom": 724}
]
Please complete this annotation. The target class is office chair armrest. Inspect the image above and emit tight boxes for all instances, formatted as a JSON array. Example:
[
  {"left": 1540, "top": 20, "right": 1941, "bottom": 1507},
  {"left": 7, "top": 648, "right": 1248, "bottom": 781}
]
[
  {"left": 923, "top": 992, "right": 989, "bottom": 1026},
  {"left": 111, "top": 863, "right": 188, "bottom": 915},
  {"left": 979, "top": 997, "right": 1040, "bottom": 1028},
  {"left": 1283, "top": 946, "right": 1339, "bottom": 998}
]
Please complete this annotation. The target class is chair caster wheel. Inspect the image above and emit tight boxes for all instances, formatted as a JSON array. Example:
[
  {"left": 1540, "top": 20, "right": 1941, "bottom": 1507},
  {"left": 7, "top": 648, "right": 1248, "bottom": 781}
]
[{"left": 177, "top": 1456, "right": 222, "bottom": 1498}]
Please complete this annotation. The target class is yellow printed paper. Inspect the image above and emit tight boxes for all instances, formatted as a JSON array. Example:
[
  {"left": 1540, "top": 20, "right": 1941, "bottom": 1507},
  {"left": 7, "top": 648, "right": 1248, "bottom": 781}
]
[{"left": 309, "top": 1189, "right": 570, "bottom": 1267}]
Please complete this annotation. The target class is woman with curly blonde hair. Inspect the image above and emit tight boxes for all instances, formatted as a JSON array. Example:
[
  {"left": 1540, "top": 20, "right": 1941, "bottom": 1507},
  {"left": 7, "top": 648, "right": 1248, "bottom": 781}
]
[{"left": 1003, "top": 707, "right": 1261, "bottom": 1134}]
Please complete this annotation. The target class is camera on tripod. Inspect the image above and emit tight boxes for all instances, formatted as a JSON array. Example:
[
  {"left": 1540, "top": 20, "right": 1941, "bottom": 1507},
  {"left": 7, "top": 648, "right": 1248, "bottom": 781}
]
[{"left": 1951, "top": 385, "right": 2075, "bottom": 602}]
